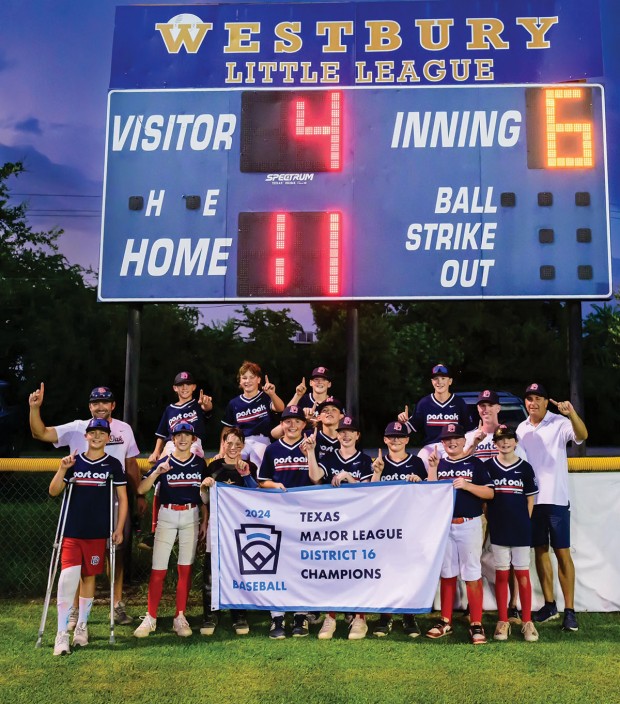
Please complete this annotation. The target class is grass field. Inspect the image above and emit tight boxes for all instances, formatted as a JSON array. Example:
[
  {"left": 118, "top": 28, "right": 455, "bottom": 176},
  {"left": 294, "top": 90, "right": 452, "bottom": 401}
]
[{"left": 2, "top": 600, "right": 620, "bottom": 704}]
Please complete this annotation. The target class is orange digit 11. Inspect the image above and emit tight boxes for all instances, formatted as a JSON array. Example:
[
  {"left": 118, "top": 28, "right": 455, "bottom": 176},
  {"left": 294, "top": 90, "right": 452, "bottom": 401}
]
[{"left": 545, "top": 88, "right": 594, "bottom": 168}]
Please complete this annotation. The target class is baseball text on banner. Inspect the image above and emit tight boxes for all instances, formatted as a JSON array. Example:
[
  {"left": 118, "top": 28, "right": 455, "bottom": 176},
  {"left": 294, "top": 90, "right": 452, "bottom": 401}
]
[{"left": 210, "top": 481, "right": 454, "bottom": 613}]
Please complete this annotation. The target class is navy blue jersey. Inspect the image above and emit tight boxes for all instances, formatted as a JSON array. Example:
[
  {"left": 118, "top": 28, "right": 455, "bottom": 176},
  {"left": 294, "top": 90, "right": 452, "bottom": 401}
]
[
  {"left": 436, "top": 455, "right": 493, "bottom": 518},
  {"left": 298, "top": 392, "right": 320, "bottom": 415},
  {"left": 377, "top": 454, "right": 427, "bottom": 482},
  {"left": 155, "top": 399, "right": 210, "bottom": 444},
  {"left": 258, "top": 438, "right": 313, "bottom": 488},
  {"left": 222, "top": 391, "right": 273, "bottom": 437},
  {"left": 486, "top": 457, "right": 538, "bottom": 547},
  {"left": 408, "top": 393, "right": 472, "bottom": 444},
  {"left": 316, "top": 430, "right": 339, "bottom": 462},
  {"left": 147, "top": 454, "right": 204, "bottom": 505},
  {"left": 63, "top": 453, "right": 126, "bottom": 539},
  {"left": 319, "top": 450, "right": 374, "bottom": 483},
  {"left": 203, "top": 457, "right": 258, "bottom": 487}
]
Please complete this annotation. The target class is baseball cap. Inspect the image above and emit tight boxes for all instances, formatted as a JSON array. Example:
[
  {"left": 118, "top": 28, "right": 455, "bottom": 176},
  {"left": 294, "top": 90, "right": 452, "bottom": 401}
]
[
  {"left": 525, "top": 382, "right": 549, "bottom": 399},
  {"left": 311, "top": 366, "right": 332, "bottom": 380},
  {"left": 317, "top": 397, "right": 345, "bottom": 414},
  {"left": 477, "top": 389, "right": 500, "bottom": 405},
  {"left": 337, "top": 416, "right": 359, "bottom": 432},
  {"left": 493, "top": 424, "right": 517, "bottom": 442},
  {"left": 174, "top": 371, "right": 195, "bottom": 385},
  {"left": 430, "top": 363, "right": 451, "bottom": 378},
  {"left": 384, "top": 421, "right": 408, "bottom": 438},
  {"left": 89, "top": 386, "right": 115, "bottom": 402},
  {"left": 439, "top": 423, "right": 465, "bottom": 440},
  {"left": 86, "top": 418, "right": 111, "bottom": 434},
  {"left": 171, "top": 421, "right": 195, "bottom": 435},
  {"left": 281, "top": 405, "right": 307, "bottom": 421}
]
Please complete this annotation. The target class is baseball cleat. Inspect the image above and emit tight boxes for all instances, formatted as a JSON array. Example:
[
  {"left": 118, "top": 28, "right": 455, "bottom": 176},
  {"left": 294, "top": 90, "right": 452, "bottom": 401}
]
[
  {"left": 493, "top": 621, "right": 510, "bottom": 641},
  {"left": 522, "top": 621, "right": 539, "bottom": 642},
  {"left": 173, "top": 613, "right": 192, "bottom": 637},
  {"left": 133, "top": 613, "right": 157, "bottom": 638},
  {"left": 402, "top": 614, "right": 421, "bottom": 638},
  {"left": 348, "top": 617, "right": 368, "bottom": 640},
  {"left": 508, "top": 606, "right": 522, "bottom": 625},
  {"left": 292, "top": 615, "right": 309, "bottom": 637},
  {"left": 269, "top": 616, "right": 286, "bottom": 639},
  {"left": 426, "top": 619, "right": 452, "bottom": 639},
  {"left": 469, "top": 624, "right": 487, "bottom": 645},
  {"left": 318, "top": 615, "right": 337, "bottom": 640},
  {"left": 373, "top": 614, "right": 393, "bottom": 637}
]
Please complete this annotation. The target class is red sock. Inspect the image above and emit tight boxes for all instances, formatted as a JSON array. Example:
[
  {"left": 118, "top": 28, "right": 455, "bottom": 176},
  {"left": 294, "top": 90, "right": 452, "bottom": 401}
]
[
  {"left": 328, "top": 612, "right": 336, "bottom": 618},
  {"left": 151, "top": 494, "right": 160, "bottom": 532},
  {"left": 495, "top": 569, "right": 510, "bottom": 622},
  {"left": 176, "top": 564, "right": 192, "bottom": 616},
  {"left": 515, "top": 569, "right": 533, "bottom": 622},
  {"left": 440, "top": 576, "right": 457, "bottom": 623},
  {"left": 466, "top": 579, "right": 484, "bottom": 624},
  {"left": 147, "top": 569, "right": 166, "bottom": 618}
]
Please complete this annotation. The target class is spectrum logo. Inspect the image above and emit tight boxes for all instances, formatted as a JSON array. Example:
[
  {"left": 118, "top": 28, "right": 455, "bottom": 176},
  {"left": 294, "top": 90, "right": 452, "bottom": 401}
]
[{"left": 156, "top": 14, "right": 212, "bottom": 54}]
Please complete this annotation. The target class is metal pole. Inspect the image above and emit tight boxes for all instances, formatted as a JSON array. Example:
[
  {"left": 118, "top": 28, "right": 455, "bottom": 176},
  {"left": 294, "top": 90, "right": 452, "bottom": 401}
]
[
  {"left": 346, "top": 303, "right": 360, "bottom": 422},
  {"left": 568, "top": 300, "right": 586, "bottom": 457},
  {"left": 123, "top": 304, "right": 141, "bottom": 430}
]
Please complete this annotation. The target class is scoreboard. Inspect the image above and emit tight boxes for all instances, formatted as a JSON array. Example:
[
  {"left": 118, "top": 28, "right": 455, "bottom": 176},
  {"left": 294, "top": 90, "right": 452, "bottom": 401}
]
[{"left": 99, "top": 83, "right": 610, "bottom": 301}]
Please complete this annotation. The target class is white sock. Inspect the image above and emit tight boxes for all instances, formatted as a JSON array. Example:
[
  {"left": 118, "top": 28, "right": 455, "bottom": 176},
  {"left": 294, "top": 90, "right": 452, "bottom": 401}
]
[
  {"left": 57, "top": 565, "right": 81, "bottom": 632},
  {"left": 78, "top": 596, "right": 93, "bottom": 625}
]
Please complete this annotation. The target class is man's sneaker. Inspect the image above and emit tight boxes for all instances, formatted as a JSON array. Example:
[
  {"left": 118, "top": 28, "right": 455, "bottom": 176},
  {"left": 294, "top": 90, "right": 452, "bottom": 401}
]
[
  {"left": 233, "top": 617, "right": 250, "bottom": 635},
  {"left": 533, "top": 601, "right": 559, "bottom": 623},
  {"left": 67, "top": 606, "right": 79, "bottom": 632},
  {"left": 269, "top": 616, "right": 286, "bottom": 639},
  {"left": 562, "top": 609, "right": 579, "bottom": 632},
  {"left": 402, "top": 614, "right": 421, "bottom": 638},
  {"left": 508, "top": 606, "right": 522, "bottom": 625},
  {"left": 72, "top": 622, "right": 89, "bottom": 647},
  {"left": 522, "top": 621, "right": 539, "bottom": 642},
  {"left": 53, "top": 631, "right": 70, "bottom": 656},
  {"left": 493, "top": 621, "right": 510, "bottom": 641},
  {"left": 114, "top": 601, "right": 133, "bottom": 625},
  {"left": 137, "top": 532, "right": 155, "bottom": 551},
  {"left": 200, "top": 614, "right": 217, "bottom": 636},
  {"left": 173, "top": 613, "right": 192, "bottom": 637},
  {"left": 292, "top": 614, "right": 309, "bottom": 637},
  {"left": 348, "top": 617, "right": 368, "bottom": 640},
  {"left": 133, "top": 613, "right": 157, "bottom": 638},
  {"left": 306, "top": 611, "right": 322, "bottom": 625},
  {"left": 426, "top": 619, "right": 452, "bottom": 639},
  {"left": 373, "top": 614, "right": 393, "bottom": 637},
  {"left": 318, "top": 615, "right": 337, "bottom": 640},
  {"left": 469, "top": 624, "right": 487, "bottom": 645}
]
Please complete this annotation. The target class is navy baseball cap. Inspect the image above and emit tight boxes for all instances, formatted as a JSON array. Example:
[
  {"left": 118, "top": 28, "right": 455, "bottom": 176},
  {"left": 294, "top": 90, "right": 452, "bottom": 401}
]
[
  {"left": 281, "top": 405, "right": 307, "bottom": 421},
  {"left": 171, "top": 421, "right": 195, "bottom": 435},
  {"left": 89, "top": 386, "right": 115, "bottom": 402},
  {"left": 384, "top": 421, "right": 408, "bottom": 438},
  {"left": 337, "top": 416, "right": 359, "bottom": 432},
  {"left": 317, "top": 397, "right": 345, "bottom": 414},
  {"left": 477, "top": 389, "right": 500, "bottom": 405},
  {"left": 86, "top": 418, "right": 111, "bottom": 434},
  {"left": 525, "top": 382, "right": 549, "bottom": 399},
  {"left": 174, "top": 371, "right": 195, "bottom": 385},
  {"left": 430, "top": 363, "right": 451, "bottom": 378},
  {"left": 311, "top": 366, "right": 332, "bottom": 380},
  {"left": 439, "top": 423, "right": 465, "bottom": 440},
  {"left": 493, "top": 424, "right": 517, "bottom": 442}
]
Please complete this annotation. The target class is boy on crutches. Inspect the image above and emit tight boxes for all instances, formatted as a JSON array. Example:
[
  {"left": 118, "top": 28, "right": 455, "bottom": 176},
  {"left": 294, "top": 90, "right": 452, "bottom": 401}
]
[{"left": 48, "top": 418, "right": 127, "bottom": 655}]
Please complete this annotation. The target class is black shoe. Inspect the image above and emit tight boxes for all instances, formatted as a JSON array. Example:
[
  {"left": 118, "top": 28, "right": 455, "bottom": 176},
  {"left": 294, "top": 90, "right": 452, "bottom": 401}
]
[
  {"left": 233, "top": 617, "right": 250, "bottom": 635},
  {"left": 402, "top": 614, "right": 421, "bottom": 638},
  {"left": 373, "top": 614, "right": 393, "bottom": 637},
  {"left": 200, "top": 614, "right": 217, "bottom": 636},
  {"left": 292, "top": 614, "right": 309, "bottom": 637},
  {"left": 269, "top": 616, "right": 286, "bottom": 639},
  {"left": 533, "top": 601, "right": 559, "bottom": 623},
  {"left": 562, "top": 609, "right": 579, "bottom": 632},
  {"left": 508, "top": 606, "right": 522, "bottom": 625},
  {"left": 306, "top": 611, "right": 322, "bottom": 625}
]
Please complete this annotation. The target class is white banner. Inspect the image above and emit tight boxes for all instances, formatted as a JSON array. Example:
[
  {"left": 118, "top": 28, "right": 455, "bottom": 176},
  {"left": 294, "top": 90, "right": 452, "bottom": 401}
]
[{"left": 211, "top": 481, "right": 454, "bottom": 613}]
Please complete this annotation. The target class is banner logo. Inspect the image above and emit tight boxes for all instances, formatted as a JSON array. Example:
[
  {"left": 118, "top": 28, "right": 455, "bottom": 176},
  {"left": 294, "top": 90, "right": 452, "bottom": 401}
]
[
  {"left": 235, "top": 523, "right": 282, "bottom": 575},
  {"left": 156, "top": 14, "right": 212, "bottom": 54}
]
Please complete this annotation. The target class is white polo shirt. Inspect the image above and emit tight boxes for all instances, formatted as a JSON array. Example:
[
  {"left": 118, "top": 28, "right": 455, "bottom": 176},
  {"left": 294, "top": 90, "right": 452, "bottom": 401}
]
[
  {"left": 54, "top": 418, "right": 140, "bottom": 468},
  {"left": 516, "top": 412, "right": 581, "bottom": 506}
]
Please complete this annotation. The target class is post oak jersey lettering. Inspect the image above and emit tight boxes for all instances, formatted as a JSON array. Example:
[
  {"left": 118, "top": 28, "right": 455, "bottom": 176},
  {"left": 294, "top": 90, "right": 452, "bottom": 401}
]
[
  {"left": 146, "top": 454, "right": 204, "bottom": 505},
  {"left": 222, "top": 391, "right": 273, "bottom": 437},
  {"left": 155, "top": 399, "right": 210, "bottom": 444},
  {"left": 258, "top": 438, "right": 313, "bottom": 488},
  {"left": 377, "top": 454, "right": 427, "bottom": 482},
  {"left": 436, "top": 455, "right": 493, "bottom": 518},
  {"left": 407, "top": 394, "right": 472, "bottom": 444}
]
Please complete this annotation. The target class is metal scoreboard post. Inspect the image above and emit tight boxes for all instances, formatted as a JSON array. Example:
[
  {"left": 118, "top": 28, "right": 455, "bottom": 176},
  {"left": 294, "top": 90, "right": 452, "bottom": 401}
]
[{"left": 100, "top": 83, "right": 610, "bottom": 302}]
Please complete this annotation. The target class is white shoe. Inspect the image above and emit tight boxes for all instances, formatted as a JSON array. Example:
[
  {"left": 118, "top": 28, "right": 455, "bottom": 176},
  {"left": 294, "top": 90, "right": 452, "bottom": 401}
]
[
  {"left": 318, "top": 615, "right": 337, "bottom": 640},
  {"left": 522, "top": 621, "right": 539, "bottom": 642},
  {"left": 173, "top": 612, "right": 192, "bottom": 637},
  {"left": 72, "top": 622, "right": 89, "bottom": 647},
  {"left": 53, "top": 631, "right": 70, "bottom": 656},
  {"left": 67, "top": 607, "right": 79, "bottom": 632},
  {"left": 133, "top": 613, "right": 157, "bottom": 638},
  {"left": 493, "top": 621, "right": 510, "bottom": 641},
  {"left": 348, "top": 617, "right": 368, "bottom": 640}
]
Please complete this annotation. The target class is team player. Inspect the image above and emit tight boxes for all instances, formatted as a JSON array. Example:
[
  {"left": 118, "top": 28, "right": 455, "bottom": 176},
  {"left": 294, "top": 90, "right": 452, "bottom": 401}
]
[
  {"left": 398, "top": 363, "right": 472, "bottom": 470},
  {"left": 314, "top": 397, "right": 346, "bottom": 462},
  {"left": 370, "top": 421, "right": 427, "bottom": 638},
  {"left": 222, "top": 361, "right": 285, "bottom": 466},
  {"left": 133, "top": 422, "right": 207, "bottom": 639},
  {"left": 29, "top": 383, "right": 142, "bottom": 626},
  {"left": 426, "top": 423, "right": 494, "bottom": 645},
  {"left": 49, "top": 418, "right": 128, "bottom": 656},
  {"left": 288, "top": 366, "right": 334, "bottom": 419},
  {"left": 486, "top": 425, "right": 539, "bottom": 642},
  {"left": 257, "top": 406, "right": 323, "bottom": 639},
  {"left": 517, "top": 383, "right": 588, "bottom": 632}
]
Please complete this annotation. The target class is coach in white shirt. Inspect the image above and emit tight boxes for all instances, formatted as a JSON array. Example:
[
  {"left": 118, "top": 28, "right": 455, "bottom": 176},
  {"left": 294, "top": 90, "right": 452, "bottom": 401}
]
[{"left": 516, "top": 382, "right": 588, "bottom": 633}]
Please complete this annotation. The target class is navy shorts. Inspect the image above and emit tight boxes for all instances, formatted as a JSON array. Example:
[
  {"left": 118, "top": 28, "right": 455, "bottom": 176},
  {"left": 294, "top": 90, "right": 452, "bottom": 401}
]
[{"left": 531, "top": 504, "right": 571, "bottom": 550}]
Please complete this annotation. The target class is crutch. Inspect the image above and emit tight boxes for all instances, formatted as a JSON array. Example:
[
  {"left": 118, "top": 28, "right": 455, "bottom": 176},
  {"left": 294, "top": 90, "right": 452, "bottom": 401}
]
[
  {"left": 109, "top": 475, "right": 117, "bottom": 644},
  {"left": 36, "top": 478, "right": 75, "bottom": 648}
]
